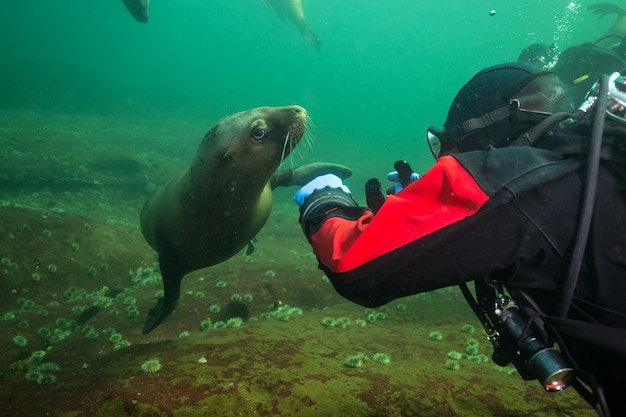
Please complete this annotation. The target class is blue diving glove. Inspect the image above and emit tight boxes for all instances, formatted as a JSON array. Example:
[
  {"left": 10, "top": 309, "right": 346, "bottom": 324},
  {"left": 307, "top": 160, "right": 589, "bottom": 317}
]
[
  {"left": 294, "top": 174, "right": 351, "bottom": 206},
  {"left": 387, "top": 171, "right": 420, "bottom": 193},
  {"left": 386, "top": 160, "right": 420, "bottom": 194}
]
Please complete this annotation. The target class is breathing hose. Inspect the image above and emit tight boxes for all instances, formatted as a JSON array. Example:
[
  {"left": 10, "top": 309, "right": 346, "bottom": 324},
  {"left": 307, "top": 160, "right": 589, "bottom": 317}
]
[{"left": 557, "top": 74, "right": 609, "bottom": 318}]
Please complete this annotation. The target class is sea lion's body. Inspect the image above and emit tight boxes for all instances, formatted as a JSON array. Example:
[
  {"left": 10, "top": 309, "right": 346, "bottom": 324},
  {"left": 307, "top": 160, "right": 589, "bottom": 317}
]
[
  {"left": 265, "top": 0, "right": 322, "bottom": 49},
  {"left": 140, "top": 106, "right": 350, "bottom": 333}
]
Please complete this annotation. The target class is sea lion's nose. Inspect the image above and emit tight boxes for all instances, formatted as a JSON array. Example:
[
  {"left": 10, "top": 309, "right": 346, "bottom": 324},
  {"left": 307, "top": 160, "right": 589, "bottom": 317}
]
[{"left": 291, "top": 105, "right": 307, "bottom": 117}]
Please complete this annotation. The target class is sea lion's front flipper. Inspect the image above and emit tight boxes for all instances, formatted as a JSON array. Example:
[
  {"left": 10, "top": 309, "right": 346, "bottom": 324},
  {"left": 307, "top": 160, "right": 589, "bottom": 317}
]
[
  {"left": 271, "top": 162, "right": 352, "bottom": 189},
  {"left": 142, "top": 255, "right": 184, "bottom": 334},
  {"left": 246, "top": 236, "right": 258, "bottom": 255}
]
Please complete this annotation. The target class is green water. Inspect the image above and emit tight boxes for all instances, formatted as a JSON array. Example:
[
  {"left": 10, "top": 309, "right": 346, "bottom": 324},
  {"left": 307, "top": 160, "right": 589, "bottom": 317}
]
[
  {"left": 0, "top": 0, "right": 605, "bottom": 182},
  {"left": 0, "top": 2, "right": 607, "bottom": 415}
]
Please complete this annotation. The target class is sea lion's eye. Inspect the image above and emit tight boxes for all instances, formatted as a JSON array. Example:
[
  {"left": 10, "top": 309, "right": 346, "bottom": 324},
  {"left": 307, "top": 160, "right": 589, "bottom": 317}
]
[{"left": 252, "top": 127, "right": 266, "bottom": 139}]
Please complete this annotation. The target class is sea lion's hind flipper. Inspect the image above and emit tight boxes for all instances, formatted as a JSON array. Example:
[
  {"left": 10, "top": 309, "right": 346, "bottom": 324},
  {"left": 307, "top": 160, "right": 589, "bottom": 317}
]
[
  {"left": 300, "top": 26, "right": 322, "bottom": 50},
  {"left": 142, "top": 255, "right": 184, "bottom": 334},
  {"left": 246, "top": 236, "right": 258, "bottom": 255},
  {"left": 271, "top": 162, "right": 352, "bottom": 189}
]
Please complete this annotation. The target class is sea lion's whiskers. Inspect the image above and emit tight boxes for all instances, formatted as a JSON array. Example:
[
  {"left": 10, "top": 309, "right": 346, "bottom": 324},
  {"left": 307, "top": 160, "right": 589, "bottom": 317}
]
[
  {"left": 302, "top": 129, "right": 315, "bottom": 156},
  {"left": 279, "top": 130, "right": 291, "bottom": 165},
  {"left": 289, "top": 129, "right": 315, "bottom": 162},
  {"left": 302, "top": 114, "right": 316, "bottom": 155}
]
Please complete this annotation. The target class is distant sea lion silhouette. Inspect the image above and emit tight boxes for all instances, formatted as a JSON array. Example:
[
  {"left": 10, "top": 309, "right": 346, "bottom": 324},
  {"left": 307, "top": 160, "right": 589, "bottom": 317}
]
[
  {"left": 140, "top": 105, "right": 350, "bottom": 333},
  {"left": 264, "top": 0, "right": 322, "bottom": 49},
  {"left": 121, "top": 0, "right": 321, "bottom": 50},
  {"left": 122, "top": 0, "right": 149, "bottom": 23}
]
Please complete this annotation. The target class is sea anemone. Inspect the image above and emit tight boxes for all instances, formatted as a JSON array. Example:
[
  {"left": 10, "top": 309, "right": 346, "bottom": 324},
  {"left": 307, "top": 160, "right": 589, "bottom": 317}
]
[
  {"left": 12, "top": 335, "right": 27, "bottom": 347},
  {"left": 114, "top": 340, "right": 132, "bottom": 351},
  {"left": 30, "top": 350, "right": 46, "bottom": 363},
  {"left": 446, "top": 360, "right": 460, "bottom": 370},
  {"left": 467, "top": 354, "right": 489, "bottom": 364},
  {"left": 226, "top": 317, "right": 243, "bottom": 328},
  {"left": 334, "top": 317, "right": 351, "bottom": 328},
  {"left": 374, "top": 312, "right": 387, "bottom": 320},
  {"left": 126, "top": 306, "right": 139, "bottom": 318},
  {"left": 344, "top": 356, "right": 364, "bottom": 368},
  {"left": 36, "top": 362, "right": 60, "bottom": 371},
  {"left": 123, "top": 297, "right": 136, "bottom": 305},
  {"left": 85, "top": 329, "right": 99, "bottom": 339},
  {"left": 321, "top": 317, "right": 336, "bottom": 327},
  {"left": 373, "top": 353, "right": 391, "bottom": 364},
  {"left": 209, "top": 304, "right": 221, "bottom": 314},
  {"left": 461, "top": 324, "right": 476, "bottom": 334},
  {"left": 37, "top": 327, "right": 51, "bottom": 338},
  {"left": 428, "top": 331, "right": 443, "bottom": 341},
  {"left": 55, "top": 317, "right": 69, "bottom": 329},
  {"left": 465, "top": 338, "right": 479, "bottom": 352},
  {"left": 108, "top": 333, "right": 123, "bottom": 343},
  {"left": 36, "top": 373, "right": 57, "bottom": 384},
  {"left": 1, "top": 312, "right": 15, "bottom": 320},
  {"left": 447, "top": 351, "right": 463, "bottom": 360},
  {"left": 141, "top": 358, "right": 162, "bottom": 373}
]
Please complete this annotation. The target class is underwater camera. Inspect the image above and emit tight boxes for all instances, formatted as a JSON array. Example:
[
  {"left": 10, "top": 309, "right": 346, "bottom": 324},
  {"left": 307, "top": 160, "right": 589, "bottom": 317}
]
[{"left": 494, "top": 295, "right": 574, "bottom": 392}]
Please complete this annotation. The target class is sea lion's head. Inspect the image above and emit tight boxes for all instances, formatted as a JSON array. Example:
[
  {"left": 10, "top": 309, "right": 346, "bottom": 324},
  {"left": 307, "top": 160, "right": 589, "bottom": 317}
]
[{"left": 194, "top": 105, "right": 308, "bottom": 188}]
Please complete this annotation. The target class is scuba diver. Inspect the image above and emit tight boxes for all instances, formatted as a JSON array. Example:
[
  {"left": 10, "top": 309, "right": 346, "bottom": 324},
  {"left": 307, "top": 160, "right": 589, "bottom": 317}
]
[
  {"left": 519, "top": 3, "right": 626, "bottom": 105},
  {"left": 292, "top": 61, "right": 626, "bottom": 416}
]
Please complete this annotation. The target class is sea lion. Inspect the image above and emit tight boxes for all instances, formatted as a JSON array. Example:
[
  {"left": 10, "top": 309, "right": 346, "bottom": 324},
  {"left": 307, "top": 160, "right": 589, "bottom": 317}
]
[
  {"left": 122, "top": 0, "right": 149, "bottom": 23},
  {"left": 140, "top": 105, "right": 350, "bottom": 334},
  {"left": 265, "top": 0, "right": 322, "bottom": 50}
]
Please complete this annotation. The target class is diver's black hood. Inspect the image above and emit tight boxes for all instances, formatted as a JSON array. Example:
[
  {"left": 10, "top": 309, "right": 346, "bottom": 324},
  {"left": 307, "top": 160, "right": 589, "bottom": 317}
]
[{"left": 439, "top": 61, "right": 572, "bottom": 155}]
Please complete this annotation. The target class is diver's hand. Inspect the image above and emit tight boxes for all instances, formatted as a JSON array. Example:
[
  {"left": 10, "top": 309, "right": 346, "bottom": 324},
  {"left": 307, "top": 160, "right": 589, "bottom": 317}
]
[
  {"left": 588, "top": 3, "right": 626, "bottom": 18},
  {"left": 294, "top": 174, "right": 351, "bottom": 206},
  {"left": 386, "top": 160, "right": 420, "bottom": 194}
]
